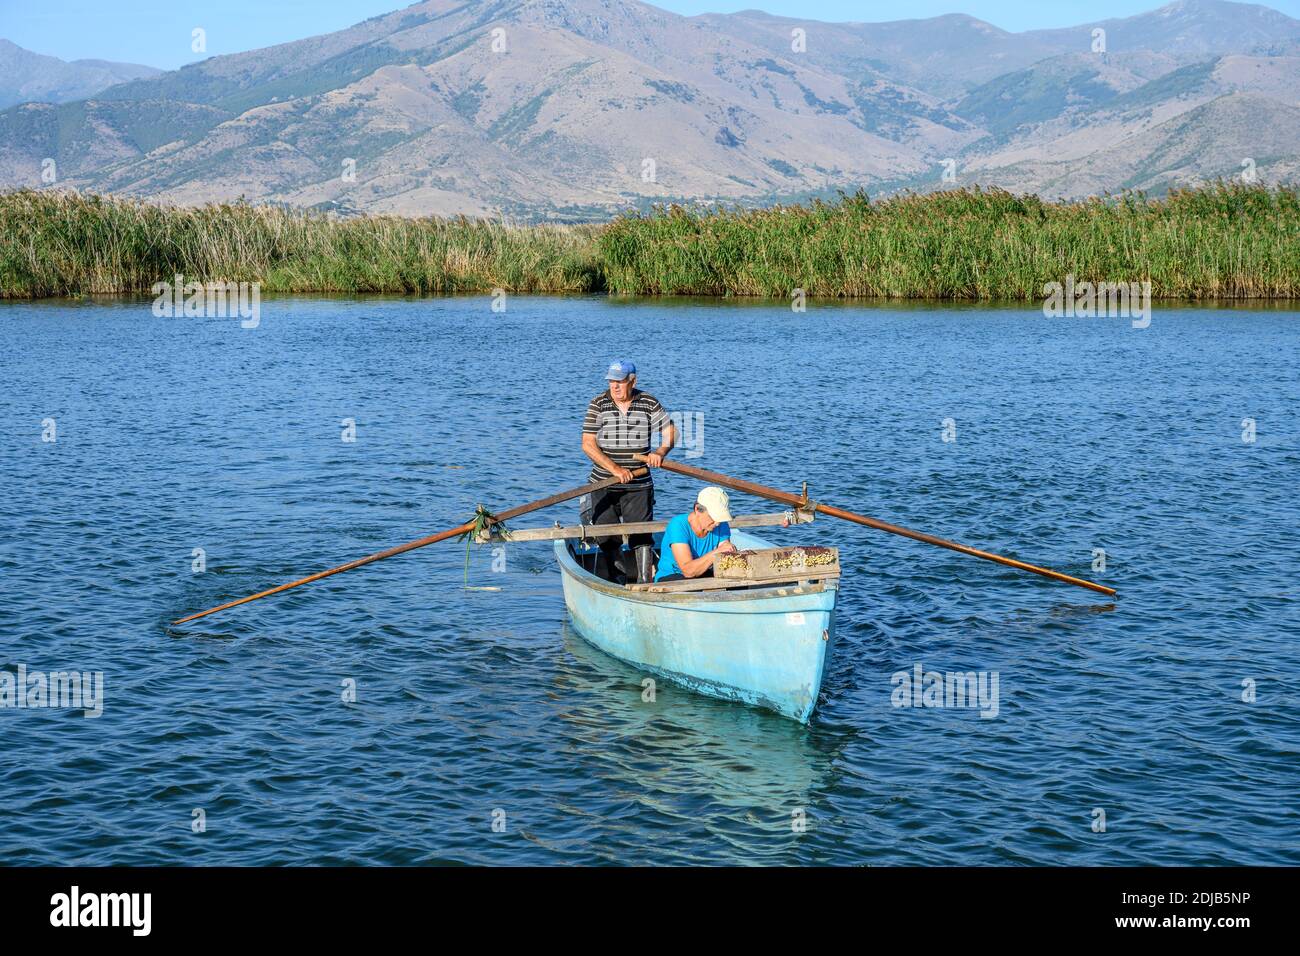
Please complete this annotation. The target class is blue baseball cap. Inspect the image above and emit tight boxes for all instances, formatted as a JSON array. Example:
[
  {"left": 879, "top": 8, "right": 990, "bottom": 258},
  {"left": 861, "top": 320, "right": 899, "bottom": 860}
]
[{"left": 605, "top": 360, "right": 636, "bottom": 381}]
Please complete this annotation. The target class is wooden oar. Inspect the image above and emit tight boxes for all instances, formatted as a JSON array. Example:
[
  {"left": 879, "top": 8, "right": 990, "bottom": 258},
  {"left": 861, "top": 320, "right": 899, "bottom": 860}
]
[
  {"left": 172, "top": 469, "right": 647, "bottom": 625},
  {"left": 637, "top": 457, "right": 1116, "bottom": 597}
]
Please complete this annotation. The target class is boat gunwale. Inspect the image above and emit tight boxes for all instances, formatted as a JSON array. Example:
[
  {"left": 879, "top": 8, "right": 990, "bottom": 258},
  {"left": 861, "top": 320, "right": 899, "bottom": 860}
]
[{"left": 554, "top": 538, "right": 837, "bottom": 606}]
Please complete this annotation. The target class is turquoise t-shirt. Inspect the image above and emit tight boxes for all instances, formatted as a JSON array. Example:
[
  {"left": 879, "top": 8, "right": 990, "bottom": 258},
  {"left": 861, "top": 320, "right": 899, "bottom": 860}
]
[{"left": 654, "top": 513, "right": 731, "bottom": 580}]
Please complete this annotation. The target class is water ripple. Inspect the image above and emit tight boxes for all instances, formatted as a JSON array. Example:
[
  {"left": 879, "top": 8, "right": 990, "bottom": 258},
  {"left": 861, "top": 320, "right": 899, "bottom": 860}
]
[{"left": 1, "top": 296, "right": 1297, "bottom": 865}]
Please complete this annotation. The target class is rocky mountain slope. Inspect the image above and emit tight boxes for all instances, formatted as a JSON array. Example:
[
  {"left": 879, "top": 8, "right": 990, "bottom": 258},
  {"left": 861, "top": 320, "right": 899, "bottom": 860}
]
[{"left": 1, "top": 0, "right": 1297, "bottom": 218}]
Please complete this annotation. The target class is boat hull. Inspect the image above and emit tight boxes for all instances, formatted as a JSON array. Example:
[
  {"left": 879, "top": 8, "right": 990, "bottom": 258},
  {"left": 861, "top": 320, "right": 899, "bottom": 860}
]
[{"left": 556, "top": 530, "right": 837, "bottom": 722}]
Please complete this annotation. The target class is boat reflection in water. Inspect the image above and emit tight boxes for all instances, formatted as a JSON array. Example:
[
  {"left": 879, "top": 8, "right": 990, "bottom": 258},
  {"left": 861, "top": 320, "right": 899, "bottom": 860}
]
[{"left": 553, "top": 624, "right": 840, "bottom": 826}]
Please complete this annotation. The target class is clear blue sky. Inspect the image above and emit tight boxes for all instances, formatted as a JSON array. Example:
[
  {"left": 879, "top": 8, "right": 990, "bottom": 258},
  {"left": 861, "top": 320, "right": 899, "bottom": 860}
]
[{"left": 3, "top": 0, "right": 1299, "bottom": 69}]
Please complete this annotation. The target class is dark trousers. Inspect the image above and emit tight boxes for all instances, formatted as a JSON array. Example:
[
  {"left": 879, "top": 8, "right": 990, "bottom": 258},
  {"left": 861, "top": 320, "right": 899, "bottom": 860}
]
[{"left": 587, "top": 484, "right": 654, "bottom": 581}]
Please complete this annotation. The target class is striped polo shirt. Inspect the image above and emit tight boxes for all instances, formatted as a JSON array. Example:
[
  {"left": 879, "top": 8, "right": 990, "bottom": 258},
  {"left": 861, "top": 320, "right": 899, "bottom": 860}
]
[{"left": 582, "top": 389, "right": 669, "bottom": 487}]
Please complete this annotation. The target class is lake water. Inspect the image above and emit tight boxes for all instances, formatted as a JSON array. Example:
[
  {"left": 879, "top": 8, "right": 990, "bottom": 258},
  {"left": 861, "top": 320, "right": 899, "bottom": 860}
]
[{"left": 1, "top": 295, "right": 1297, "bottom": 865}]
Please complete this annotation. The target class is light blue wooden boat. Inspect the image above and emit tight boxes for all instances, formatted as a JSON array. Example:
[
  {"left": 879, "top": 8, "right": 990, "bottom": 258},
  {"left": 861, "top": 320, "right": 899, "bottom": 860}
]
[{"left": 555, "top": 529, "right": 838, "bottom": 723}]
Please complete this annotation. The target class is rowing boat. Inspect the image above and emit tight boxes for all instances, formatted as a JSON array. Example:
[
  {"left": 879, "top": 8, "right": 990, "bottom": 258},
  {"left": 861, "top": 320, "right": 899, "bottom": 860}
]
[
  {"left": 172, "top": 462, "right": 1112, "bottom": 709},
  {"left": 553, "top": 524, "right": 839, "bottom": 723}
]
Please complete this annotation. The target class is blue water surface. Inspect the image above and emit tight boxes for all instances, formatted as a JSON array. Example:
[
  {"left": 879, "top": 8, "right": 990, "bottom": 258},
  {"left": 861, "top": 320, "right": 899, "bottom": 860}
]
[{"left": 1, "top": 295, "right": 1296, "bottom": 865}]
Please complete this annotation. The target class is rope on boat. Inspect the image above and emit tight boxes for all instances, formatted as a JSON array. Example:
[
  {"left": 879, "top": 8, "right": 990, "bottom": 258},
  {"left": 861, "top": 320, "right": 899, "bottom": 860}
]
[{"left": 459, "top": 505, "right": 511, "bottom": 588}]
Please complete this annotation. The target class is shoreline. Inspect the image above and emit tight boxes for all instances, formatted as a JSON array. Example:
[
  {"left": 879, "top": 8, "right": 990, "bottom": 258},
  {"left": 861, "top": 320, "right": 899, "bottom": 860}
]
[
  {"left": 3, "top": 184, "right": 1299, "bottom": 301},
  {"left": 10, "top": 291, "right": 1300, "bottom": 309}
]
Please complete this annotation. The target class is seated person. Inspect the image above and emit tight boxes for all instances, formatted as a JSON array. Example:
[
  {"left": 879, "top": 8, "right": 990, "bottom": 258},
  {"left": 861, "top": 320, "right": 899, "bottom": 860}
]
[{"left": 654, "top": 487, "right": 737, "bottom": 582}]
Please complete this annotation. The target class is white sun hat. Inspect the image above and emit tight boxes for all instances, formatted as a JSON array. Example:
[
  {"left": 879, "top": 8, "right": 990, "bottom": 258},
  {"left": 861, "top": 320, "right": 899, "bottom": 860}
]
[{"left": 696, "top": 486, "right": 733, "bottom": 523}]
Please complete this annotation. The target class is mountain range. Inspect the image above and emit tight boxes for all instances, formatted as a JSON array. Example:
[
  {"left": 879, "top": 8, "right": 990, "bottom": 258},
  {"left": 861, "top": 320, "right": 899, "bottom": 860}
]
[
  {"left": 2, "top": 0, "right": 1298, "bottom": 219},
  {"left": 0, "top": 39, "right": 160, "bottom": 110}
]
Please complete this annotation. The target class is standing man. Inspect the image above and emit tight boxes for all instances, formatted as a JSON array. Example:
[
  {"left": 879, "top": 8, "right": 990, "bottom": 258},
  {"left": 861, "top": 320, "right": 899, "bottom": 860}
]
[{"left": 582, "top": 361, "right": 675, "bottom": 583}]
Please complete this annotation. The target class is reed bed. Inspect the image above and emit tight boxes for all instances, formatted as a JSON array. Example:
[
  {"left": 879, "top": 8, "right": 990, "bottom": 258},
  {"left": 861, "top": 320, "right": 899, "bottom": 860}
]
[
  {"left": 0, "top": 190, "right": 602, "bottom": 298},
  {"left": 3, "top": 184, "right": 1298, "bottom": 300},
  {"left": 599, "top": 183, "right": 1300, "bottom": 300}
]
